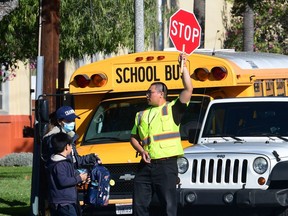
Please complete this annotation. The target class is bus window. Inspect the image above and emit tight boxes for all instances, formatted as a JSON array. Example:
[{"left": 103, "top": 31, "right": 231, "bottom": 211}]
[
  {"left": 84, "top": 98, "right": 148, "bottom": 144},
  {"left": 266, "top": 80, "right": 275, "bottom": 96},
  {"left": 276, "top": 79, "right": 285, "bottom": 96},
  {"left": 254, "top": 80, "right": 263, "bottom": 96}
]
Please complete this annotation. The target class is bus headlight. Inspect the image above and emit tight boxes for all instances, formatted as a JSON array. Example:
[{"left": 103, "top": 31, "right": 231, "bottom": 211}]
[
  {"left": 177, "top": 157, "right": 189, "bottom": 174},
  {"left": 253, "top": 157, "right": 268, "bottom": 174}
]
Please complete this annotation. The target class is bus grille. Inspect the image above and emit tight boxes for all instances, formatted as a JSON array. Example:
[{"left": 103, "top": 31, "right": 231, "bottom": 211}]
[
  {"left": 191, "top": 159, "right": 248, "bottom": 184},
  {"left": 104, "top": 163, "right": 138, "bottom": 198}
]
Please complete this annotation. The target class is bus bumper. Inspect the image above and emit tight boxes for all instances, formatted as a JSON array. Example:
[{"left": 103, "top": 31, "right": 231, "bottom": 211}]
[{"left": 81, "top": 199, "right": 132, "bottom": 215}]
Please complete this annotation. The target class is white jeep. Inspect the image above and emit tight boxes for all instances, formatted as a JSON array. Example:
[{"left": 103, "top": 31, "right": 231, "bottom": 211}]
[{"left": 177, "top": 97, "right": 288, "bottom": 216}]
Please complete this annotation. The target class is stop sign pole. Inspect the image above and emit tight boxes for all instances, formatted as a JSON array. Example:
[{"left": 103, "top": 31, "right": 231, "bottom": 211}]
[{"left": 169, "top": 9, "right": 202, "bottom": 56}]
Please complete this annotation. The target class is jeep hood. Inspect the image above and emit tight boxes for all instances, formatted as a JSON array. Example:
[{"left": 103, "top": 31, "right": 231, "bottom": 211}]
[{"left": 184, "top": 142, "right": 288, "bottom": 159}]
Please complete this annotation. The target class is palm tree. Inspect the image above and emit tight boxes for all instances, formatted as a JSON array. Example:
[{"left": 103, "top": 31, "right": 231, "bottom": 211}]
[{"left": 243, "top": 1, "right": 254, "bottom": 51}]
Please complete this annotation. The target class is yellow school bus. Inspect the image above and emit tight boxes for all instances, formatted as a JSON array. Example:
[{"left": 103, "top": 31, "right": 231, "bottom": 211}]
[{"left": 69, "top": 50, "right": 288, "bottom": 213}]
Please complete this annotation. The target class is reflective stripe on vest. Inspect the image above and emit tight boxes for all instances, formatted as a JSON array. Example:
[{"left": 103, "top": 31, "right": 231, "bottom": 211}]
[
  {"left": 162, "top": 103, "right": 168, "bottom": 116},
  {"left": 153, "top": 132, "right": 180, "bottom": 142},
  {"left": 142, "top": 132, "right": 180, "bottom": 145},
  {"left": 142, "top": 136, "right": 151, "bottom": 145},
  {"left": 137, "top": 110, "right": 145, "bottom": 125}
]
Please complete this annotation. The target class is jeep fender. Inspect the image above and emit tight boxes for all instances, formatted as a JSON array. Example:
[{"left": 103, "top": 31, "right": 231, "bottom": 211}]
[{"left": 269, "top": 161, "right": 288, "bottom": 181}]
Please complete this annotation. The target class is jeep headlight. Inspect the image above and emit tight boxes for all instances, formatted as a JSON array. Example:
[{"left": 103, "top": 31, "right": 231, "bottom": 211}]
[
  {"left": 177, "top": 157, "right": 189, "bottom": 174},
  {"left": 253, "top": 157, "right": 268, "bottom": 174}
]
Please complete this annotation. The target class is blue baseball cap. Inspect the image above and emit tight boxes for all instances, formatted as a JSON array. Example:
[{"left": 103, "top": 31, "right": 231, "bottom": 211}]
[{"left": 56, "top": 106, "right": 80, "bottom": 122}]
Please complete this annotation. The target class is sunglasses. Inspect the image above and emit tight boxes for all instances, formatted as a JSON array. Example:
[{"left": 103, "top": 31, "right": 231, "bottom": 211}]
[{"left": 146, "top": 90, "right": 158, "bottom": 96}]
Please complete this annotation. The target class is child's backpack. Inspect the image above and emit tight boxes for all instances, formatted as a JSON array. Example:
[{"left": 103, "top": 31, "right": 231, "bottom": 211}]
[{"left": 85, "top": 164, "right": 110, "bottom": 206}]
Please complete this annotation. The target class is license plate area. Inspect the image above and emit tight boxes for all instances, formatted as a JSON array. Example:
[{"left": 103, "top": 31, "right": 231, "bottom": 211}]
[{"left": 115, "top": 203, "right": 133, "bottom": 215}]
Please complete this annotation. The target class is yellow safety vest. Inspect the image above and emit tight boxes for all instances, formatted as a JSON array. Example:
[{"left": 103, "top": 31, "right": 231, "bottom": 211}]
[{"left": 135, "top": 99, "right": 184, "bottom": 159}]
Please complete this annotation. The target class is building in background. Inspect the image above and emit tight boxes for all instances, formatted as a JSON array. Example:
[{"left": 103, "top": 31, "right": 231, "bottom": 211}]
[
  {"left": 0, "top": 61, "right": 33, "bottom": 158},
  {"left": 0, "top": 0, "right": 232, "bottom": 157}
]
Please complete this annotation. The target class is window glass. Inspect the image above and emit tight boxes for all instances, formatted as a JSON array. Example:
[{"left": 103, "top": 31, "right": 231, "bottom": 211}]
[
  {"left": 202, "top": 102, "right": 288, "bottom": 137},
  {"left": 83, "top": 95, "right": 210, "bottom": 145},
  {"left": 266, "top": 80, "right": 275, "bottom": 96},
  {"left": 84, "top": 98, "right": 148, "bottom": 144},
  {"left": 276, "top": 79, "right": 285, "bottom": 96}
]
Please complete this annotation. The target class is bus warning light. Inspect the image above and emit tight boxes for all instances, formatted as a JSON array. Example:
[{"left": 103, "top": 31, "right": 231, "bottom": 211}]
[
  {"left": 194, "top": 68, "right": 210, "bottom": 81},
  {"left": 135, "top": 57, "right": 144, "bottom": 62},
  {"left": 157, "top": 56, "right": 165, "bottom": 61},
  {"left": 91, "top": 73, "right": 108, "bottom": 87},
  {"left": 211, "top": 67, "right": 227, "bottom": 80},
  {"left": 146, "top": 56, "right": 154, "bottom": 61},
  {"left": 74, "top": 74, "right": 90, "bottom": 88}
]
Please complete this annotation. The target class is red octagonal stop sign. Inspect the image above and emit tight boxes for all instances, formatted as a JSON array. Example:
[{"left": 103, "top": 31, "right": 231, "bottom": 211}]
[{"left": 169, "top": 9, "right": 201, "bottom": 55}]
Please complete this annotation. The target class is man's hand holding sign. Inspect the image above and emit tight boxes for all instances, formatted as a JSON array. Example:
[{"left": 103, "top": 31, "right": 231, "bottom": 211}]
[{"left": 169, "top": 8, "right": 202, "bottom": 72}]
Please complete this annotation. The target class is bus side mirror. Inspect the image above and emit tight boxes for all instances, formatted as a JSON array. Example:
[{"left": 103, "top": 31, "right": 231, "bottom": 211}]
[
  {"left": 35, "top": 99, "right": 50, "bottom": 139},
  {"left": 188, "top": 128, "right": 200, "bottom": 144},
  {"left": 36, "top": 99, "right": 49, "bottom": 122}
]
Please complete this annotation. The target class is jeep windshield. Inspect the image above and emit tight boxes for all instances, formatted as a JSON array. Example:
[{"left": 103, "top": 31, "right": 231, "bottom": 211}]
[
  {"left": 202, "top": 101, "right": 288, "bottom": 138},
  {"left": 83, "top": 95, "right": 209, "bottom": 144}
]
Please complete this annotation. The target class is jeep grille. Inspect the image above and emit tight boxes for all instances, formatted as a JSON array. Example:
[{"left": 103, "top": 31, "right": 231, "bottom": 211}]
[{"left": 191, "top": 159, "right": 248, "bottom": 184}]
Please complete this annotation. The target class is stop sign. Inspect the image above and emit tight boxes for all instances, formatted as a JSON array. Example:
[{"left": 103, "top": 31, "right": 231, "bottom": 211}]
[{"left": 169, "top": 9, "right": 201, "bottom": 55}]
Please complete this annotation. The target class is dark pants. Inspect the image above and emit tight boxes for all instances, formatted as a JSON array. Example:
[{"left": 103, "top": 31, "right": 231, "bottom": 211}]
[
  {"left": 133, "top": 157, "right": 178, "bottom": 216},
  {"left": 50, "top": 203, "right": 80, "bottom": 216}
]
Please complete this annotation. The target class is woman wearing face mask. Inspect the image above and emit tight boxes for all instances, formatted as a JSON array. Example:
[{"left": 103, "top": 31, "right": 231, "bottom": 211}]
[{"left": 43, "top": 106, "right": 101, "bottom": 168}]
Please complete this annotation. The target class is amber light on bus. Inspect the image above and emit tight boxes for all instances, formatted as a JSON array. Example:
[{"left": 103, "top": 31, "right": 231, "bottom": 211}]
[
  {"left": 211, "top": 67, "right": 227, "bottom": 80},
  {"left": 194, "top": 68, "right": 210, "bottom": 81},
  {"left": 91, "top": 73, "right": 108, "bottom": 87}
]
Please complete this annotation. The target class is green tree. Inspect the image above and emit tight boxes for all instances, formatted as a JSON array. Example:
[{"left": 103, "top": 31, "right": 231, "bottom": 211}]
[
  {"left": 0, "top": 0, "right": 159, "bottom": 68},
  {"left": 0, "top": 0, "right": 38, "bottom": 68},
  {"left": 224, "top": 0, "right": 288, "bottom": 54}
]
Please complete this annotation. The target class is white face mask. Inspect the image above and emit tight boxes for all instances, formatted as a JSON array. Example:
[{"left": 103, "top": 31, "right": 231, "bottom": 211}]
[{"left": 63, "top": 122, "right": 75, "bottom": 132}]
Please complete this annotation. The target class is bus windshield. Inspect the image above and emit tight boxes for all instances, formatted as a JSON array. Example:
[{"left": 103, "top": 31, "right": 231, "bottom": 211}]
[{"left": 83, "top": 95, "right": 210, "bottom": 145}]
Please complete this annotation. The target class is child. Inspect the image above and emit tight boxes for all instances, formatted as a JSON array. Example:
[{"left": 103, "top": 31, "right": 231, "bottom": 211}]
[{"left": 46, "top": 132, "right": 89, "bottom": 216}]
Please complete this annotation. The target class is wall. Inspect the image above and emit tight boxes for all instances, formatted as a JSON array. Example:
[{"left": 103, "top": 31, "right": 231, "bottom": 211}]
[
  {"left": 0, "top": 61, "right": 34, "bottom": 158},
  {"left": 205, "top": 0, "right": 232, "bottom": 49}
]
